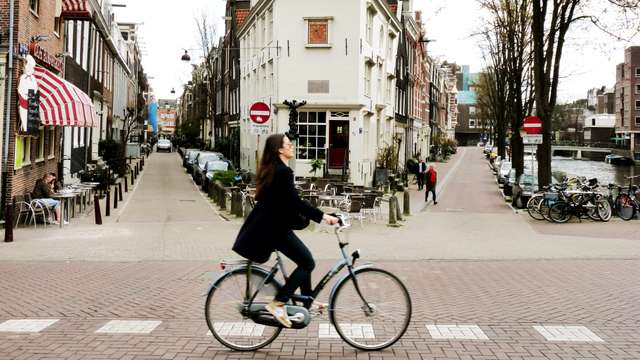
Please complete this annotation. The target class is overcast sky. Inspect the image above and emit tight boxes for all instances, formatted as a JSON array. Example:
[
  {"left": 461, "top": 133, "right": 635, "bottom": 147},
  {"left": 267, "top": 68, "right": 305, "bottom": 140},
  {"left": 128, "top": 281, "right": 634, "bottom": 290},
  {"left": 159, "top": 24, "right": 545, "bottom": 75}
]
[{"left": 115, "top": 0, "right": 635, "bottom": 103}]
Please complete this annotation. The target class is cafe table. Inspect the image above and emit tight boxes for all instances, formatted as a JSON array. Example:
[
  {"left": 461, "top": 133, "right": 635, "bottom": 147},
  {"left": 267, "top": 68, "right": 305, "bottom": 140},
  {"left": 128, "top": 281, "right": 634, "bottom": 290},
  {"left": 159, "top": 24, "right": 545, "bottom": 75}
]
[{"left": 50, "top": 192, "right": 77, "bottom": 228}]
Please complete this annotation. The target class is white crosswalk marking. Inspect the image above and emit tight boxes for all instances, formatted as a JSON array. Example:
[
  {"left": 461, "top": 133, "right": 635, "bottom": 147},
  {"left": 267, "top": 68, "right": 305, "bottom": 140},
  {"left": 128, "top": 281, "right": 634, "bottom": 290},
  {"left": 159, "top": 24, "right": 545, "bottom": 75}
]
[
  {"left": 210, "top": 322, "right": 266, "bottom": 337},
  {"left": 0, "top": 319, "right": 59, "bottom": 333},
  {"left": 95, "top": 320, "right": 161, "bottom": 334},
  {"left": 318, "top": 323, "right": 375, "bottom": 339},
  {"left": 426, "top": 324, "right": 489, "bottom": 340},
  {"left": 533, "top": 325, "right": 604, "bottom": 342}
]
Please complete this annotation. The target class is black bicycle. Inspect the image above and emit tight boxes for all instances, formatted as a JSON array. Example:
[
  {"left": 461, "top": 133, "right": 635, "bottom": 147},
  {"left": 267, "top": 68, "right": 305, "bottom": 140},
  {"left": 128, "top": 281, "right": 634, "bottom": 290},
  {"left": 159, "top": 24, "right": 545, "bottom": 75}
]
[{"left": 204, "top": 214, "right": 412, "bottom": 351}]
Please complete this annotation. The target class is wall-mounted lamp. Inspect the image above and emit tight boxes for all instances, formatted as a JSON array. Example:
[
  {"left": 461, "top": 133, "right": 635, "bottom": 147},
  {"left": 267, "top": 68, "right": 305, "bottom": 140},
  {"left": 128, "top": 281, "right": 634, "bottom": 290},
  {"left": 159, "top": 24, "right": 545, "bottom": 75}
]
[{"left": 31, "top": 34, "right": 51, "bottom": 42}]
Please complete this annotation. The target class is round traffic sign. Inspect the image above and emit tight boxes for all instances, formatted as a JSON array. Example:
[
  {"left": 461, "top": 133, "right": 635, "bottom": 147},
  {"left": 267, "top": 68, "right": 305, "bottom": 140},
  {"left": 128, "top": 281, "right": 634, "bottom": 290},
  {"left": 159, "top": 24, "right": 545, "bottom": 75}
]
[
  {"left": 249, "top": 102, "right": 270, "bottom": 124},
  {"left": 523, "top": 116, "right": 542, "bottom": 135}
]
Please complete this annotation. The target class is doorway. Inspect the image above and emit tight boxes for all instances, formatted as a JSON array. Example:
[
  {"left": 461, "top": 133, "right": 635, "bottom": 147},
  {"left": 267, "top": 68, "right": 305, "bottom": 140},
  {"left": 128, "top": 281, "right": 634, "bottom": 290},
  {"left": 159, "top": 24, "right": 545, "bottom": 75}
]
[{"left": 328, "top": 121, "right": 349, "bottom": 169}]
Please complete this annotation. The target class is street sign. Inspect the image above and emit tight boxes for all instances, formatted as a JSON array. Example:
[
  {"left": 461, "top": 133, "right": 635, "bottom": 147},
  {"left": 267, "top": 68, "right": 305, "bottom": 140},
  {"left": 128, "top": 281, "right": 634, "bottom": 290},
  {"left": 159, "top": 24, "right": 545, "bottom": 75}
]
[
  {"left": 249, "top": 102, "right": 270, "bottom": 124},
  {"left": 523, "top": 134, "right": 543, "bottom": 145},
  {"left": 523, "top": 116, "right": 542, "bottom": 135}
]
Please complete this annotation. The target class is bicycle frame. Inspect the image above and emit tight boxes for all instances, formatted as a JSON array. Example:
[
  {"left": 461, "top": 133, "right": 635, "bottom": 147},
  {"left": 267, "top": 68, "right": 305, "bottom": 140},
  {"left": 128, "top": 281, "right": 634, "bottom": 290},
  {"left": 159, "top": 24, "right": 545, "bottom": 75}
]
[{"left": 237, "top": 224, "right": 374, "bottom": 316}]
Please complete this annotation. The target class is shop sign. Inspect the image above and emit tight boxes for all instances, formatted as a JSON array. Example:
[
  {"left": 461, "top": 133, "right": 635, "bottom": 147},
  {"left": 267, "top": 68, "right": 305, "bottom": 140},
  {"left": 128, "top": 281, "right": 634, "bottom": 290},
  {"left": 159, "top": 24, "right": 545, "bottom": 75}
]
[{"left": 29, "top": 43, "right": 63, "bottom": 73}]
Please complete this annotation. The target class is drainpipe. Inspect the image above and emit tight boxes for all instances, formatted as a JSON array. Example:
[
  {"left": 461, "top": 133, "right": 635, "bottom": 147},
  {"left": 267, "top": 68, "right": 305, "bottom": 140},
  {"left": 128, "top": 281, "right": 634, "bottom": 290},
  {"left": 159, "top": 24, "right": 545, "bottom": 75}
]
[{"left": 3, "top": 0, "right": 15, "bottom": 241}]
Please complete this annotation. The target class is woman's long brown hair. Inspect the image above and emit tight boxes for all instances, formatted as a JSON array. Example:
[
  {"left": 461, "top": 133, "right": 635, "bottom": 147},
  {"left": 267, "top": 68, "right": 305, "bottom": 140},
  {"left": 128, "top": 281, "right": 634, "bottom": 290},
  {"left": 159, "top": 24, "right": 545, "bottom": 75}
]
[{"left": 255, "top": 134, "right": 286, "bottom": 200}]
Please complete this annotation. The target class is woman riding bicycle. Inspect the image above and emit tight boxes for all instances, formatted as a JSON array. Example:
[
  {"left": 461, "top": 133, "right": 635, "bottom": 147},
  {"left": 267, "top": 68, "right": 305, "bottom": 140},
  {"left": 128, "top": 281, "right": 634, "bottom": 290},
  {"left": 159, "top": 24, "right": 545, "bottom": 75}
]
[{"left": 232, "top": 133, "right": 339, "bottom": 328}]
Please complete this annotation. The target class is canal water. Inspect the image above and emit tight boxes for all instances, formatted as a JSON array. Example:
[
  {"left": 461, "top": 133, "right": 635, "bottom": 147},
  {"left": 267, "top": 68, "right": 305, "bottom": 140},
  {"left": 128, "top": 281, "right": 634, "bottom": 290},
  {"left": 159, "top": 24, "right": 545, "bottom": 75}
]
[{"left": 552, "top": 156, "right": 639, "bottom": 186}]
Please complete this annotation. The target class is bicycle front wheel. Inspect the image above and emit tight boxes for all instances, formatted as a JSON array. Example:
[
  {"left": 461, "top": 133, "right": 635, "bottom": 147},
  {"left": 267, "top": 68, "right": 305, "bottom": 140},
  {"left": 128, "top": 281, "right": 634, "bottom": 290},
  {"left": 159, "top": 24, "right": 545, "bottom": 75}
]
[
  {"left": 205, "top": 267, "right": 282, "bottom": 351},
  {"left": 526, "top": 195, "right": 545, "bottom": 221},
  {"left": 329, "top": 267, "right": 411, "bottom": 351},
  {"left": 549, "top": 202, "right": 570, "bottom": 223}
]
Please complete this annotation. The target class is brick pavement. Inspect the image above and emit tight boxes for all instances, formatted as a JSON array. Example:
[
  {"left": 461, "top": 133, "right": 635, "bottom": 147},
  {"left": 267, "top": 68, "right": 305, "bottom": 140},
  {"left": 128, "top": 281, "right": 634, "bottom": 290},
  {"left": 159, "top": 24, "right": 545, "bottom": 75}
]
[{"left": 0, "top": 260, "right": 638, "bottom": 359}]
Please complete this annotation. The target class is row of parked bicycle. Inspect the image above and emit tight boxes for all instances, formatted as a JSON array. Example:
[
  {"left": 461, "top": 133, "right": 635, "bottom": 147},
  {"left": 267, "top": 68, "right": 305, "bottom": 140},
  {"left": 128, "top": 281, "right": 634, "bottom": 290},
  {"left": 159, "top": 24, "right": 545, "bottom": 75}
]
[{"left": 525, "top": 175, "right": 640, "bottom": 223}]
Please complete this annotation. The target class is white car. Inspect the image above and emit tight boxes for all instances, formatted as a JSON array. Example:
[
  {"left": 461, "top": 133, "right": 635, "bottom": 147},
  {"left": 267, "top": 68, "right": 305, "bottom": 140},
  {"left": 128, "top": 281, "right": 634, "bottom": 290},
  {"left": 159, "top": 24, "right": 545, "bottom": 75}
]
[{"left": 157, "top": 139, "right": 172, "bottom": 152}]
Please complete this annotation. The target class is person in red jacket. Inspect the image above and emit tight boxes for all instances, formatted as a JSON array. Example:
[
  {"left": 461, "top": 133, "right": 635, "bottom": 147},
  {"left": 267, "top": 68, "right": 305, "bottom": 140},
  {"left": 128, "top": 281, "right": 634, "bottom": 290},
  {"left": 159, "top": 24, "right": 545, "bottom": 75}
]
[{"left": 425, "top": 164, "right": 438, "bottom": 204}]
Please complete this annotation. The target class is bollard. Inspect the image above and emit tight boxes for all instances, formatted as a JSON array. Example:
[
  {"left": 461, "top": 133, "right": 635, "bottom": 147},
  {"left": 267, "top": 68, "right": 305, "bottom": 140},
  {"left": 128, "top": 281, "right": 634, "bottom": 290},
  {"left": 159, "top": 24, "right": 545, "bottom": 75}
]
[
  {"left": 141, "top": 156, "right": 145, "bottom": 167},
  {"left": 135, "top": 164, "right": 139, "bottom": 177},
  {"left": 403, "top": 189, "right": 411, "bottom": 216},
  {"left": 4, "top": 204, "right": 13, "bottom": 242},
  {"left": 130, "top": 169, "right": 135, "bottom": 185},
  {"left": 118, "top": 182, "right": 123, "bottom": 201},
  {"left": 113, "top": 186, "right": 118, "bottom": 209},
  {"left": 395, "top": 196, "right": 403, "bottom": 221},
  {"left": 94, "top": 194, "right": 102, "bottom": 225},
  {"left": 233, "top": 192, "right": 243, "bottom": 217},
  {"left": 124, "top": 176, "right": 128, "bottom": 193},
  {"left": 388, "top": 196, "right": 398, "bottom": 226},
  {"left": 220, "top": 188, "right": 227, "bottom": 210},
  {"left": 106, "top": 188, "right": 111, "bottom": 216}
]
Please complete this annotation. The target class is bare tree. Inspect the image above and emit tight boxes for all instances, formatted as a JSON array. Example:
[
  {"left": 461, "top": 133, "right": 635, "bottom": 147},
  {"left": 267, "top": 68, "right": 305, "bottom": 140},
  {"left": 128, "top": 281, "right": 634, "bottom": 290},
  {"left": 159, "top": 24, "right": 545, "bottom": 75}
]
[
  {"left": 194, "top": 11, "right": 218, "bottom": 147},
  {"left": 478, "top": 0, "right": 535, "bottom": 176},
  {"left": 532, "top": 0, "right": 640, "bottom": 186}
]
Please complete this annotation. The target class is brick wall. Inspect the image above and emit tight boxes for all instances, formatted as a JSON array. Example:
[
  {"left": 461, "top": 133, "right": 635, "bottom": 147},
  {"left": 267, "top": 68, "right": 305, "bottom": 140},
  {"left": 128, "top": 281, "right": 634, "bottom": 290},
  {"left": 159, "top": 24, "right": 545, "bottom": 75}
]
[{"left": 5, "top": 0, "right": 66, "bottom": 202}]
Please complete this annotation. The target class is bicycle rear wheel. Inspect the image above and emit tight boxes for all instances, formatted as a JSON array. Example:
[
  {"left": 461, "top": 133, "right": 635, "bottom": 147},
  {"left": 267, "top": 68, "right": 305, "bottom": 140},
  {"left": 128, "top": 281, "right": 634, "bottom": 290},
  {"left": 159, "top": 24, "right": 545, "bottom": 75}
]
[
  {"left": 526, "top": 195, "right": 545, "bottom": 221},
  {"left": 596, "top": 199, "right": 612, "bottom": 222},
  {"left": 329, "top": 267, "right": 411, "bottom": 351},
  {"left": 615, "top": 194, "right": 636, "bottom": 221},
  {"left": 205, "top": 267, "right": 282, "bottom": 351}
]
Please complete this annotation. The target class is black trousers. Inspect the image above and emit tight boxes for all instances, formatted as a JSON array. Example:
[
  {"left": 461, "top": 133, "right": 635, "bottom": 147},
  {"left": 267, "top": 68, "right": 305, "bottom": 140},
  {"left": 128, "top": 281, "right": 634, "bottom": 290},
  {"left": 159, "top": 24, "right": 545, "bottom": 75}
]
[
  {"left": 274, "top": 231, "right": 315, "bottom": 303},
  {"left": 417, "top": 173, "right": 424, "bottom": 189},
  {"left": 425, "top": 187, "right": 436, "bottom": 202}
]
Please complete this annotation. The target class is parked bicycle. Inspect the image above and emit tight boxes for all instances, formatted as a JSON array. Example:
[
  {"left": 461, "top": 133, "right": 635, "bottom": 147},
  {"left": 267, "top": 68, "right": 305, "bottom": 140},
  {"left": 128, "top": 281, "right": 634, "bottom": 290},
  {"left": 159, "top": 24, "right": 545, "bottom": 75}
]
[
  {"left": 204, "top": 214, "right": 412, "bottom": 351},
  {"left": 548, "top": 188, "right": 611, "bottom": 223},
  {"left": 614, "top": 175, "right": 640, "bottom": 221}
]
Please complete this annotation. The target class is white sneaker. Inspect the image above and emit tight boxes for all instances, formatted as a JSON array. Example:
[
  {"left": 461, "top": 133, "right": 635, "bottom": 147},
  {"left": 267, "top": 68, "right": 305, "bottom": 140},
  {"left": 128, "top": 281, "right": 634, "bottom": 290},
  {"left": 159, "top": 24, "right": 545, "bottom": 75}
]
[{"left": 265, "top": 301, "right": 292, "bottom": 328}]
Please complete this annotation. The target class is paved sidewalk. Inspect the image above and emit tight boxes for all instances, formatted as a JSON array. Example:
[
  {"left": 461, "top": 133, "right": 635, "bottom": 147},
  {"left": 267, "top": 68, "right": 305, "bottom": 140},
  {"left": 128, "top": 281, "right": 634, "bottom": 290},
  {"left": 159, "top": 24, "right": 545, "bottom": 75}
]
[{"left": 0, "top": 259, "right": 638, "bottom": 359}]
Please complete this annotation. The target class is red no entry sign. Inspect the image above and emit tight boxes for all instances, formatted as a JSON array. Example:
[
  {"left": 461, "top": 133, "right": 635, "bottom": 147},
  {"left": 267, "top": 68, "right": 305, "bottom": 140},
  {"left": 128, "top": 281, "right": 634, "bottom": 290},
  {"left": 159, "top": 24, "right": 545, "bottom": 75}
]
[
  {"left": 523, "top": 116, "right": 542, "bottom": 135},
  {"left": 249, "top": 102, "right": 270, "bottom": 124}
]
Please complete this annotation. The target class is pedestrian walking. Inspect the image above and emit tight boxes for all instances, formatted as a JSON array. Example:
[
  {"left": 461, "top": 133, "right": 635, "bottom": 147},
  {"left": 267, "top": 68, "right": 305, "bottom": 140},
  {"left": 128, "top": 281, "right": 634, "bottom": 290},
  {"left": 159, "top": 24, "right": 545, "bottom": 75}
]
[
  {"left": 417, "top": 159, "right": 427, "bottom": 190},
  {"left": 425, "top": 164, "right": 437, "bottom": 205}
]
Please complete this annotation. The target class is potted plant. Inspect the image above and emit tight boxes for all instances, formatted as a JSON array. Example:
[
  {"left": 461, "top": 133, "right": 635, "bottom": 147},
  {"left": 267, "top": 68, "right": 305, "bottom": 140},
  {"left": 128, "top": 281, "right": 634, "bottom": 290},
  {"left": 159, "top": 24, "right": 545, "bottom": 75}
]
[{"left": 309, "top": 158, "right": 324, "bottom": 180}]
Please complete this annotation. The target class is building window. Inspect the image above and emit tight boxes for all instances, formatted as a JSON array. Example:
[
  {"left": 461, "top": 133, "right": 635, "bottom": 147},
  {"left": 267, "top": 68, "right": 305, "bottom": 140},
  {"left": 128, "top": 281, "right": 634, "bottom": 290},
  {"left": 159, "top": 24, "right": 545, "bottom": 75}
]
[
  {"left": 48, "top": 128, "right": 55, "bottom": 157},
  {"left": 636, "top": 84, "right": 640, "bottom": 94},
  {"left": 365, "top": 63, "right": 372, "bottom": 97},
  {"left": 36, "top": 128, "right": 45, "bottom": 161},
  {"left": 297, "top": 111, "right": 327, "bottom": 160},
  {"left": 636, "top": 100, "right": 640, "bottom": 110},
  {"left": 469, "top": 106, "right": 476, "bottom": 115},
  {"left": 386, "top": 78, "right": 392, "bottom": 103},
  {"left": 29, "top": 0, "right": 39, "bottom": 14},
  {"left": 366, "top": 9, "right": 374, "bottom": 44},
  {"left": 636, "top": 116, "right": 640, "bottom": 126},
  {"left": 54, "top": 17, "right": 62, "bottom": 35},
  {"left": 469, "top": 119, "right": 476, "bottom": 128},
  {"left": 308, "top": 19, "right": 328, "bottom": 45},
  {"left": 636, "top": 67, "right": 640, "bottom": 77}
]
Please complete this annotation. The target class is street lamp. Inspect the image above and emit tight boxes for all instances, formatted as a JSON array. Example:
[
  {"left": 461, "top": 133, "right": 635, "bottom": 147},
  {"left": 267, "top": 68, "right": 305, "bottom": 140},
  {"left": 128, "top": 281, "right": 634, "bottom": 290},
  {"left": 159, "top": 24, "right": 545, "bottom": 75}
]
[
  {"left": 170, "top": 88, "right": 175, "bottom": 94},
  {"left": 181, "top": 49, "right": 191, "bottom": 62}
]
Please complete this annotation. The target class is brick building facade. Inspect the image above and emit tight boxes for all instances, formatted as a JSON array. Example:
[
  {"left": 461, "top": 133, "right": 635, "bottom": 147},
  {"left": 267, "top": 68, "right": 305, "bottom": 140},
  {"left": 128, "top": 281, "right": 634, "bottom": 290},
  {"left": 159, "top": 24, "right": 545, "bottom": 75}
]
[
  {"left": 1, "top": 0, "right": 65, "bottom": 203},
  {"left": 615, "top": 46, "right": 640, "bottom": 159}
]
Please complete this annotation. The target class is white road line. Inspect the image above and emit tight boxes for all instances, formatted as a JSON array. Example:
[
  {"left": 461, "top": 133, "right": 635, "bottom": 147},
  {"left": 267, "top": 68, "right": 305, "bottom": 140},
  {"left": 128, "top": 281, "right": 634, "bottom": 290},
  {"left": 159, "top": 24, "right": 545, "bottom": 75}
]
[
  {"left": 0, "top": 319, "right": 59, "bottom": 333},
  {"left": 426, "top": 324, "right": 489, "bottom": 340},
  {"left": 533, "top": 325, "right": 604, "bottom": 342},
  {"left": 95, "top": 320, "right": 161, "bottom": 334}
]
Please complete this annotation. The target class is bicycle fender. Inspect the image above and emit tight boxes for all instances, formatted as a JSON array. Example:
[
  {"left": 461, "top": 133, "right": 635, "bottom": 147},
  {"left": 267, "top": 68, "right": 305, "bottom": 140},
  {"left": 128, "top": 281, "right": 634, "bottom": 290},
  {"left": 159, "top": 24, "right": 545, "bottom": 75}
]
[{"left": 327, "top": 263, "right": 374, "bottom": 303}]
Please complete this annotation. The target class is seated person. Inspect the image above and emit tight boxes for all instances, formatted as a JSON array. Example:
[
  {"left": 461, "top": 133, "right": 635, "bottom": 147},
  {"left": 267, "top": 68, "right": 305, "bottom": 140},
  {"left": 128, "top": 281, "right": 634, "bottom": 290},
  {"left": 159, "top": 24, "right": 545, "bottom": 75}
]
[{"left": 32, "top": 173, "right": 64, "bottom": 224}]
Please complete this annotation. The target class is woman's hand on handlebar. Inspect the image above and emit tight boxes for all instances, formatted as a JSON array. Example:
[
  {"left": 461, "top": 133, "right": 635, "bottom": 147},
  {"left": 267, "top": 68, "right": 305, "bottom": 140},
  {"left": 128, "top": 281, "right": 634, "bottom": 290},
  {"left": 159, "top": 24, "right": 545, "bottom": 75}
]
[{"left": 323, "top": 214, "right": 340, "bottom": 225}]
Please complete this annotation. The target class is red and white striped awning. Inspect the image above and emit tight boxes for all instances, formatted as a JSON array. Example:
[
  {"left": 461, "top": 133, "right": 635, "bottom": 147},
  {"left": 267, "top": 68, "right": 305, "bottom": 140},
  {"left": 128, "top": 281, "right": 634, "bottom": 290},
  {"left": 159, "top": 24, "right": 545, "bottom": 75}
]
[
  {"left": 61, "top": 0, "right": 91, "bottom": 19},
  {"left": 33, "top": 67, "right": 97, "bottom": 127}
]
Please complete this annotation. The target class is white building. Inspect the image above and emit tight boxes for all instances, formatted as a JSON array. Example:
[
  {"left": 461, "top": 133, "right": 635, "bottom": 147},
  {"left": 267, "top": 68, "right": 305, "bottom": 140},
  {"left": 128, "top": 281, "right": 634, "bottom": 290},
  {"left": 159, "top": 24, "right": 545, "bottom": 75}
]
[{"left": 238, "top": 0, "right": 401, "bottom": 185}]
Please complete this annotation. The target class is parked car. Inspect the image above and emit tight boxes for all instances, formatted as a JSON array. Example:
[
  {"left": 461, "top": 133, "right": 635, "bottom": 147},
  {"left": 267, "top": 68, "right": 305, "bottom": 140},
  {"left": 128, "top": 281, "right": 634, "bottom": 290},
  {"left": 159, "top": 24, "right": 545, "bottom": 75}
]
[
  {"left": 193, "top": 152, "right": 224, "bottom": 184},
  {"left": 185, "top": 150, "right": 205, "bottom": 174},
  {"left": 497, "top": 161, "right": 512, "bottom": 185},
  {"left": 503, "top": 168, "right": 516, "bottom": 197},
  {"left": 513, "top": 172, "right": 539, "bottom": 208},
  {"left": 483, "top": 143, "right": 493, "bottom": 155},
  {"left": 182, "top": 148, "right": 198, "bottom": 167},
  {"left": 157, "top": 139, "right": 172, "bottom": 152},
  {"left": 201, "top": 160, "right": 231, "bottom": 192}
]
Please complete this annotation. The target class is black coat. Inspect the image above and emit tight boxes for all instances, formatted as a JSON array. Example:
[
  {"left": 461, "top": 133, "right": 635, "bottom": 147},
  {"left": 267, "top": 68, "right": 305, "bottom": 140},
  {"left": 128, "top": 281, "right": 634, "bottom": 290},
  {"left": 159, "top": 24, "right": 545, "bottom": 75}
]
[{"left": 232, "top": 161, "right": 324, "bottom": 263}]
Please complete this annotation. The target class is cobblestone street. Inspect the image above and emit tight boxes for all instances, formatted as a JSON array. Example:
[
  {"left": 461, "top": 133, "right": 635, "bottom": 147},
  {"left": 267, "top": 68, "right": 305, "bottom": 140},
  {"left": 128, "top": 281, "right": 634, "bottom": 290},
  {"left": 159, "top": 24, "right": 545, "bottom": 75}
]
[{"left": 1, "top": 149, "right": 639, "bottom": 359}]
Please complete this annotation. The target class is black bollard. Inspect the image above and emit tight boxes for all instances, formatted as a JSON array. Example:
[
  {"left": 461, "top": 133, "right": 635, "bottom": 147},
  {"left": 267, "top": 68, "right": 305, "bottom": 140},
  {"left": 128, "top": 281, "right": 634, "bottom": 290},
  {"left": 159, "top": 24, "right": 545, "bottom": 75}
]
[
  {"left": 141, "top": 156, "right": 144, "bottom": 167},
  {"left": 388, "top": 196, "right": 398, "bottom": 226},
  {"left": 135, "top": 164, "right": 139, "bottom": 177},
  {"left": 4, "top": 204, "right": 13, "bottom": 242},
  {"left": 403, "top": 189, "right": 411, "bottom": 216},
  {"left": 395, "top": 196, "right": 403, "bottom": 221},
  {"left": 94, "top": 194, "right": 102, "bottom": 225},
  {"left": 118, "top": 182, "right": 123, "bottom": 201},
  {"left": 131, "top": 168, "right": 136, "bottom": 183},
  {"left": 113, "top": 186, "right": 118, "bottom": 209},
  {"left": 106, "top": 188, "right": 111, "bottom": 216},
  {"left": 124, "top": 176, "right": 128, "bottom": 192},
  {"left": 220, "top": 189, "right": 227, "bottom": 210}
]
